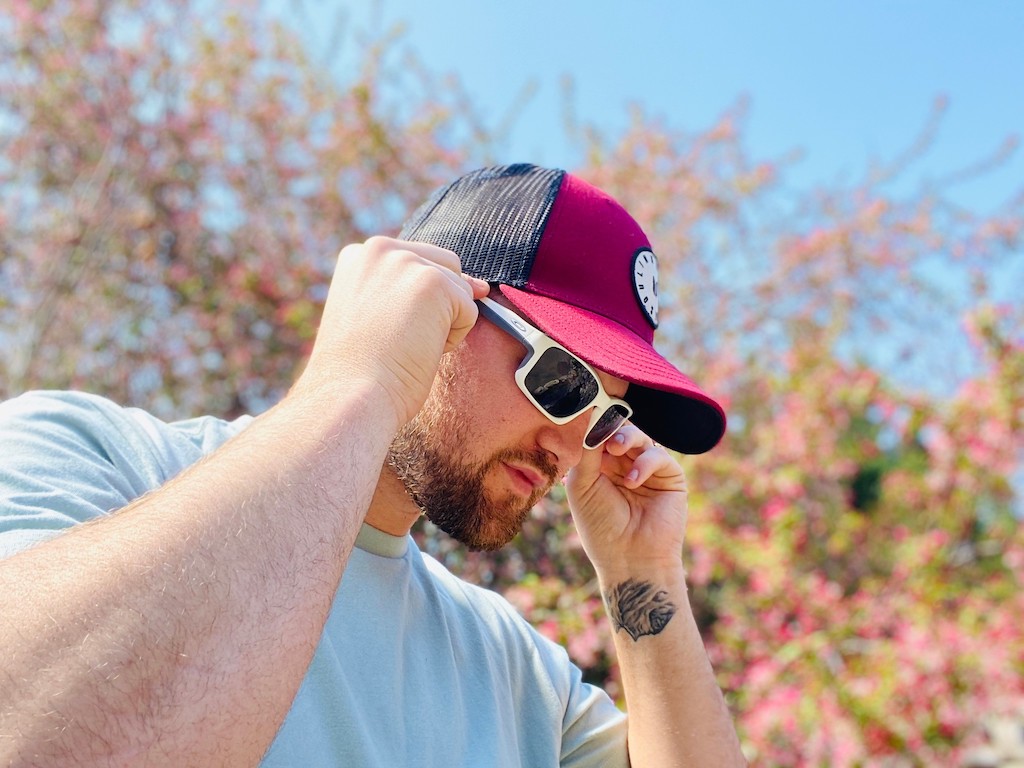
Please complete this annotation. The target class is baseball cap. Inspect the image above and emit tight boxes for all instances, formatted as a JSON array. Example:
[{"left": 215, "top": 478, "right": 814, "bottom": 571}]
[{"left": 398, "top": 163, "right": 726, "bottom": 454}]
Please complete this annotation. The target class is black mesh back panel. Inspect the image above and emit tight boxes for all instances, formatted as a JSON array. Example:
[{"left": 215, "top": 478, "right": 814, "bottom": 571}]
[{"left": 398, "top": 164, "right": 564, "bottom": 286}]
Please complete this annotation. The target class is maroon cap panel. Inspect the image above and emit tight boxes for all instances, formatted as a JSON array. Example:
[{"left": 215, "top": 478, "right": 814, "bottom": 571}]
[{"left": 526, "top": 173, "right": 656, "bottom": 343}]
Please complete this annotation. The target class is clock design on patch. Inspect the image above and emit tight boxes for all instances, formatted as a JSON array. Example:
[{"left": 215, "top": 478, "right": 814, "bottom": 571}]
[{"left": 631, "top": 248, "right": 659, "bottom": 328}]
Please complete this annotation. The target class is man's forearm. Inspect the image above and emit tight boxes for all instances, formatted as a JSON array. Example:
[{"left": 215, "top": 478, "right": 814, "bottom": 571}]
[
  {"left": 0, "top": 380, "right": 398, "bottom": 767},
  {"left": 601, "top": 564, "right": 746, "bottom": 767}
]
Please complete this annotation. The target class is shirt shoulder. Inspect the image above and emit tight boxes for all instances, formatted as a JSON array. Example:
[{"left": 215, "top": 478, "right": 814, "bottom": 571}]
[{"left": 0, "top": 390, "right": 251, "bottom": 557}]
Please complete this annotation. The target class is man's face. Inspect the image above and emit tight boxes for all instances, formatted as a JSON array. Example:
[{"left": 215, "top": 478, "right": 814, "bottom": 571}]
[
  {"left": 386, "top": 343, "right": 560, "bottom": 551},
  {"left": 385, "top": 303, "right": 624, "bottom": 551}
]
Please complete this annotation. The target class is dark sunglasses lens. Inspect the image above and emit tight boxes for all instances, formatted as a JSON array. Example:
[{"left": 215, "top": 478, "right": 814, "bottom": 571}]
[
  {"left": 585, "top": 404, "right": 630, "bottom": 448},
  {"left": 524, "top": 348, "right": 599, "bottom": 418}
]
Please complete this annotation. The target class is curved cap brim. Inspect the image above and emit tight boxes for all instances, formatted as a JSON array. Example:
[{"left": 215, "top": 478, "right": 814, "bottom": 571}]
[{"left": 499, "top": 286, "right": 726, "bottom": 454}]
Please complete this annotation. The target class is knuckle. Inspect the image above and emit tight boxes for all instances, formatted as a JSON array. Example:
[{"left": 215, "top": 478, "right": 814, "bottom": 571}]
[
  {"left": 431, "top": 247, "right": 463, "bottom": 273},
  {"left": 364, "top": 234, "right": 399, "bottom": 251},
  {"left": 357, "top": 236, "right": 386, "bottom": 259},
  {"left": 338, "top": 242, "right": 361, "bottom": 258}
]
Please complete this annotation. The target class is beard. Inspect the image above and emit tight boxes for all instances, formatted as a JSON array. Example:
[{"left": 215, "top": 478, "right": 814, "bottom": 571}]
[{"left": 386, "top": 379, "right": 558, "bottom": 551}]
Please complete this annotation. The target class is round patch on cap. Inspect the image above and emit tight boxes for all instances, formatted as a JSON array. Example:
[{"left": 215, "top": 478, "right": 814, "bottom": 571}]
[{"left": 631, "top": 248, "right": 659, "bottom": 328}]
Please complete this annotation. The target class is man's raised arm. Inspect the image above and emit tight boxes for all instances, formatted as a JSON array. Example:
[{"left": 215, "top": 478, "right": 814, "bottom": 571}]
[
  {"left": 0, "top": 239, "right": 487, "bottom": 766},
  {"left": 566, "top": 424, "right": 747, "bottom": 767}
]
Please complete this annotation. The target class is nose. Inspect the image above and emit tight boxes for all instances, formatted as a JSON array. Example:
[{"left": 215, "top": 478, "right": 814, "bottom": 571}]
[{"left": 535, "top": 408, "right": 592, "bottom": 472}]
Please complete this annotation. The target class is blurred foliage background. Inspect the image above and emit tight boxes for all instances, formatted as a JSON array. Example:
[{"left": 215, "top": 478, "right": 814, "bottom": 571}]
[{"left": 1, "top": 1, "right": 1021, "bottom": 765}]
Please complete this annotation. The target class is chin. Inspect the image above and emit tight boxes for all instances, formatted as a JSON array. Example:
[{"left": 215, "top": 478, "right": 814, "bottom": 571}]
[
  {"left": 431, "top": 492, "right": 533, "bottom": 553},
  {"left": 463, "top": 534, "right": 514, "bottom": 553}
]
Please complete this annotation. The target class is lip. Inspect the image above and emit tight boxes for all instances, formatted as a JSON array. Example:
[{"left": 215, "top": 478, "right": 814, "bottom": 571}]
[{"left": 502, "top": 462, "right": 545, "bottom": 495}]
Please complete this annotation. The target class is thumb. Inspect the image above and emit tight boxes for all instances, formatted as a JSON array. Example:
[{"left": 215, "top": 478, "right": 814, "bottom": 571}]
[{"left": 565, "top": 442, "right": 604, "bottom": 499}]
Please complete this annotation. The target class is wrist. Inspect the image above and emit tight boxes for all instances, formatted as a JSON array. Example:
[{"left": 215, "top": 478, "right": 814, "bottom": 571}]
[
  {"left": 288, "top": 367, "right": 406, "bottom": 438},
  {"left": 592, "top": 553, "right": 687, "bottom": 589}
]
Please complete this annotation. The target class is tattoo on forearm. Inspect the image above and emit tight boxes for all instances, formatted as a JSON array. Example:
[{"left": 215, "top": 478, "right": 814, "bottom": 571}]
[{"left": 607, "top": 578, "right": 677, "bottom": 641}]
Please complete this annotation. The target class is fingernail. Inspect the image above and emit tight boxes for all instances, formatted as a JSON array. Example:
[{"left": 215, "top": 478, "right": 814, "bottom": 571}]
[
  {"left": 626, "top": 469, "right": 639, "bottom": 483},
  {"left": 614, "top": 433, "right": 626, "bottom": 444}
]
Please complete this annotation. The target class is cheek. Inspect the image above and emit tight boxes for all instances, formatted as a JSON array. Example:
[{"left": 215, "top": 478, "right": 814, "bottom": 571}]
[
  {"left": 442, "top": 326, "right": 546, "bottom": 440},
  {"left": 454, "top": 369, "right": 535, "bottom": 446},
  {"left": 466, "top": 375, "right": 526, "bottom": 435}
]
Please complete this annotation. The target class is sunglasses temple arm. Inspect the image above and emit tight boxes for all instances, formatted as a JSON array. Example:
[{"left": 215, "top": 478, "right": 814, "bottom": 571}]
[{"left": 475, "top": 299, "right": 539, "bottom": 354}]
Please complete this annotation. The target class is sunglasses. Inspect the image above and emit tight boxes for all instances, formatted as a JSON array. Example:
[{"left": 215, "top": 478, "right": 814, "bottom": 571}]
[{"left": 476, "top": 296, "right": 633, "bottom": 449}]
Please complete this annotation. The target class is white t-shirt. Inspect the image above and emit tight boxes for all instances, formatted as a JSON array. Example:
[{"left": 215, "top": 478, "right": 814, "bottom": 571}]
[{"left": 0, "top": 390, "right": 628, "bottom": 767}]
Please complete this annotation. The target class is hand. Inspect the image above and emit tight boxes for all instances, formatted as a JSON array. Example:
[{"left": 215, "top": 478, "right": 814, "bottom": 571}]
[
  {"left": 297, "top": 236, "right": 490, "bottom": 425},
  {"left": 564, "top": 424, "right": 688, "bottom": 575},
  {"left": 567, "top": 427, "right": 747, "bottom": 768}
]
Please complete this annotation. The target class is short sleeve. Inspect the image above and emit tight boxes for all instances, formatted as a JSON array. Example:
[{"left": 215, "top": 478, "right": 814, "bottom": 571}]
[
  {"left": 559, "top": 660, "right": 629, "bottom": 767},
  {"left": 468, "top": 578, "right": 630, "bottom": 767},
  {"left": 0, "top": 390, "right": 250, "bottom": 559}
]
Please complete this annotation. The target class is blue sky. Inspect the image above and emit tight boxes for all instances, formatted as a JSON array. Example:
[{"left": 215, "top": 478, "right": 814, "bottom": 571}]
[
  {"left": 321, "top": 1, "right": 1023, "bottom": 213},
  {"left": 276, "top": 2, "right": 1023, "bottom": 506}
]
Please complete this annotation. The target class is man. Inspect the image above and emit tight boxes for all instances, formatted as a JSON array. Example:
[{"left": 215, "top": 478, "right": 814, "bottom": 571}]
[{"left": 0, "top": 164, "right": 745, "bottom": 766}]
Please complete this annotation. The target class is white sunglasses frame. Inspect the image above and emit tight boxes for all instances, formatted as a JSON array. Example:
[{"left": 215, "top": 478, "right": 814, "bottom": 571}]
[{"left": 476, "top": 296, "right": 633, "bottom": 449}]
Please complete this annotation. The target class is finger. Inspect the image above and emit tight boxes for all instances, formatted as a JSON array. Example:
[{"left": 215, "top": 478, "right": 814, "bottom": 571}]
[
  {"left": 438, "top": 264, "right": 477, "bottom": 300},
  {"left": 392, "top": 237, "right": 465, "bottom": 273},
  {"left": 443, "top": 270, "right": 490, "bottom": 302},
  {"left": 399, "top": 239, "right": 489, "bottom": 304},
  {"left": 604, "top": 423, "right": 653, "bottom": 458},
  {"left": 440, "top": 272, "right": 483, "bottom": 354},
  {"left": 464, "top": 274, "right": 491, "bottom": 299},
  {"left": 565, "top": 437, "right": 604, "bottom": 489},
  {"left": 614, "top": 443, "right": 683, "bottom": 491},
  {"left": 394, "top": 240, "right": 488, "bottom": 300}
]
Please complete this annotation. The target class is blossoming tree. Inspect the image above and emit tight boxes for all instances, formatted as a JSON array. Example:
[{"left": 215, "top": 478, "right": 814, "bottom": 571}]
[{"left": 2, "top": 1, "right": 1021, "bottom": 764}]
